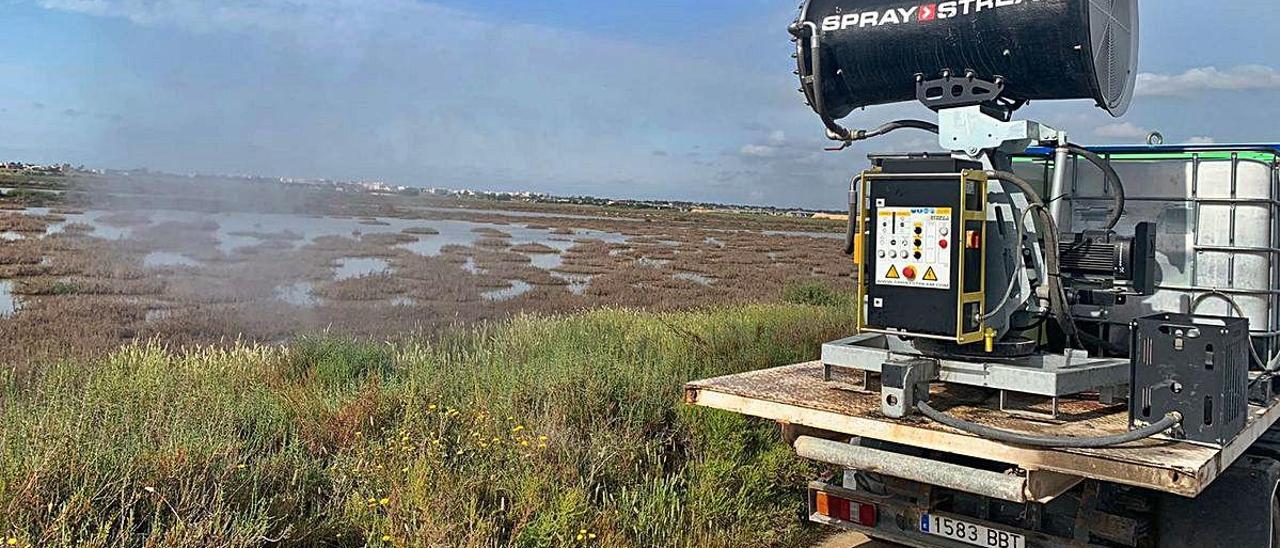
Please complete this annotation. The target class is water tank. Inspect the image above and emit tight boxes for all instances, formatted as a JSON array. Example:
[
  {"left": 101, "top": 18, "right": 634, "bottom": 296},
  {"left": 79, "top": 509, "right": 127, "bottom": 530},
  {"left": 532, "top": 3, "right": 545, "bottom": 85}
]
[{"left": 796, "top": 0, "right": 1138, "bottom": 118}]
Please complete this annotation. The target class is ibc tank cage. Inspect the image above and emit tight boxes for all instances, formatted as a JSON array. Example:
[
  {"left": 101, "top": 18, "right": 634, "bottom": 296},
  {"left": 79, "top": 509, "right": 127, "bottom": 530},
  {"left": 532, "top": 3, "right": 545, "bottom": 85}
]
[{"left": 1016, "top": 144, "right": 1280, "bottom": 365}]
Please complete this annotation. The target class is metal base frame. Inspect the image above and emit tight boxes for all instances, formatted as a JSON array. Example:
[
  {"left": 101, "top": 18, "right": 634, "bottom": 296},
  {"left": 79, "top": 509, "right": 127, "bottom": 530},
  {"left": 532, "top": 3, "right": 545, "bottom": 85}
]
[{"left": 822, "top": 334, "right": 1130, "bottom": 405}]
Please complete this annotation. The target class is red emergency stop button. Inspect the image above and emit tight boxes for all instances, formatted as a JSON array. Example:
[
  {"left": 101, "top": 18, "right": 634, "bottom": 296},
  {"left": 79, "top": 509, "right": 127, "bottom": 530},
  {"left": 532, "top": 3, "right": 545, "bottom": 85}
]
[
  {"left": 903, "top": 266, "right": 917, "bottom": 280},
  {"left": 939, "top": 239, "right": 948, "bottom": 249}
]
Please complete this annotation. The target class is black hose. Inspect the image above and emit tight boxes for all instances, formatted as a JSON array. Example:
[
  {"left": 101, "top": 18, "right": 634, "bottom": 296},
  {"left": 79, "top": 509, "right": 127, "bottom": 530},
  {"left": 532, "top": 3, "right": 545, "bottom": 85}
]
[
  {"left": 793, "top": 22, "right": 939, "bottom": 147},
  {"left": 1064, "top": 144, "right": 1125, "bottom": 231},
  {"left": 854, "top": 120, "right": 940, "bottom": 140},
  {"left": 795, "top": 22, "right": 854, "bottom": 143},
  {"left": 917, "top": 402, "right": 1181, "bottom": 448},
  {"left": 844, "top": 198, "right": 856, "bottom": 255},
  {"left": 844, "top": 174, "right": 863, "bottom": 255},
  {"left": 987, "top": 170, "right": 1079, "bottom": 346}
]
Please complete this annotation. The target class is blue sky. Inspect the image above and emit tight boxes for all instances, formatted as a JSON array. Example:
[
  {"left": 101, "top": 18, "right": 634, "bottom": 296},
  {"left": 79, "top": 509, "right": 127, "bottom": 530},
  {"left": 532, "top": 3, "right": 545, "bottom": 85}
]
[{"left": 2, "top": 0, "right": 1278, "bottom": 208}]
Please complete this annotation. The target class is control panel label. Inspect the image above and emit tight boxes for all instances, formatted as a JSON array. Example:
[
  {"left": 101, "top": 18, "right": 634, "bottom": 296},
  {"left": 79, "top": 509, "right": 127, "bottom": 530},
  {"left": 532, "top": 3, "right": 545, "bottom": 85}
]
[{"left": 874, "top": 206, "right": 952, "bottom": 290}]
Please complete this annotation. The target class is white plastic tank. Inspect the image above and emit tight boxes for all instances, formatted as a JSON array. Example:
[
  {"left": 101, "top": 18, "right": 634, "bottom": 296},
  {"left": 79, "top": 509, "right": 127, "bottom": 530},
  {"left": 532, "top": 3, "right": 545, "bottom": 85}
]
[{"left": 1019, "top": 147, "right": 1280, "bottom": 353}]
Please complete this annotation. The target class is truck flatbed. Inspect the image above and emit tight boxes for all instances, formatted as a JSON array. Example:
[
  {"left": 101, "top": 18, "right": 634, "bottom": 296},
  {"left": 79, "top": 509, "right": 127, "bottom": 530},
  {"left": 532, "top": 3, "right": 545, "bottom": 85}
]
[{"left": 684, "top": 362, "right": 1280, "bottom": 497}]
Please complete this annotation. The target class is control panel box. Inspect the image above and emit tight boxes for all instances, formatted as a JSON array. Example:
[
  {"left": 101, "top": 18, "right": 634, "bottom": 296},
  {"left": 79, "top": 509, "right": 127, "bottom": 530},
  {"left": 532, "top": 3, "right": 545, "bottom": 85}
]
[{"left": 857, "top": 157, "right": 988, "bottom": 345}]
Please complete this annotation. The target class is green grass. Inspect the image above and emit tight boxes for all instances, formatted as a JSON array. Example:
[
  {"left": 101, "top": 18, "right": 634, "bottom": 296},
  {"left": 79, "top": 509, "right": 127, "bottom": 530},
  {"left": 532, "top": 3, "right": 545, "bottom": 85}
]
[
  {"left": 781, "top": 281, "right": 850, "bottom": 309},
  {"left": 0, "top": 302, "right": 853, "bottom": 547}
]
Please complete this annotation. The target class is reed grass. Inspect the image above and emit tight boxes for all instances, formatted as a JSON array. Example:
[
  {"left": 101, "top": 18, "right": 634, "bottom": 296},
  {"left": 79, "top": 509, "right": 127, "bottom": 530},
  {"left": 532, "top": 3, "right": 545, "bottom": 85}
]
[{"left": 0, "top": 302, "right": 852, "bottom": 547}]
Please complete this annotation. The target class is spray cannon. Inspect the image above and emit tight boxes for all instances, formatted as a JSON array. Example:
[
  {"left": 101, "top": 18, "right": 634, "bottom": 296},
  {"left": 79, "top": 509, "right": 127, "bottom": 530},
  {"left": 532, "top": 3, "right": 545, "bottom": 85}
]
[
  {"left": 790, "top": 0, "right": 1217, "bottom": 442},
  {"left": 789, "top": 0, "right": 1138, "bottom": 150},
  {"left": 788, "top": 0, "right": 1145, "bottom": 348}
]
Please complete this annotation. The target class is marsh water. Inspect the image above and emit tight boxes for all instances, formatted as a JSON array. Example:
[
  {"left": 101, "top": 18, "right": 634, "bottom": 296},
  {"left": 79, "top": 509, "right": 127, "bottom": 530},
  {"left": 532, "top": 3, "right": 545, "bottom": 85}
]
[
  {"left": 11, "top": 206, "right": 640, "bottom": 303},
  {"left": 0, "top": 280, "right": 15, "bottom": 317}
]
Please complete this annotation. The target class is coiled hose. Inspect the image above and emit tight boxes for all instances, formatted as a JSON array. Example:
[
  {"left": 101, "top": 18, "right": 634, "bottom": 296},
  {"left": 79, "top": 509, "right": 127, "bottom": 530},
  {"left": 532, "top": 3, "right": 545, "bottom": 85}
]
[
  {"left": 1064, "top": 144, "right": 1126, "bottom": 232},
  {"left": 918, "top": 402, "right": 1182, "bottom": 448}
]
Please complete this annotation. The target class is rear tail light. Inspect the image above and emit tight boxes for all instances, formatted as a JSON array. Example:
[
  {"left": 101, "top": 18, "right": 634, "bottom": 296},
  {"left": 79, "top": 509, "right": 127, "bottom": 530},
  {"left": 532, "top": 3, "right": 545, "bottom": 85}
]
[{"left": 814, "top": 490, "right": 878, "bottom": 526}]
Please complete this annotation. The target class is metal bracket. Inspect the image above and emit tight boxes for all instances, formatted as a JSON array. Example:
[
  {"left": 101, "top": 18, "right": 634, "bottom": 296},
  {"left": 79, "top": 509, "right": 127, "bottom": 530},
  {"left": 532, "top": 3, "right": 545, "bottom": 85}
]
[
  {"left": 881, "top": 358, "right": 938, "bottom": 418},
  {"left": 999, "top": 390, "right": 1061, "bottom": 421},
  {"left": 938, "top": 105, "right": 1063, "bottom": 157},
  {"left": 823, "top": 334, "right": 1131, "bottom": 399},
  {"left": 1099, "top": 384, "right": 1127, "bottom": 405},
  {"left": 916, "top": 73, "right": 1006, "bottom": 112}
]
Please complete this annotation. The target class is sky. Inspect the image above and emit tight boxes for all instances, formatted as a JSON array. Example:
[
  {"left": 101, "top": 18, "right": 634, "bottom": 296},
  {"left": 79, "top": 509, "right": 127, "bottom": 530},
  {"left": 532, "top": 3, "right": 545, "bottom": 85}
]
[{"left": 1, "top": 0, "right": 1278, "bottom": 209}]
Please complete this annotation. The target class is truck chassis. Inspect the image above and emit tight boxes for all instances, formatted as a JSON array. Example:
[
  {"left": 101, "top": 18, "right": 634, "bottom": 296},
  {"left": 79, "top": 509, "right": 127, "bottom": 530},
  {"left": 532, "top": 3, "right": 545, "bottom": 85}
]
[{"left": 685, "top": 362, "right": 1280, "bottom": 547}]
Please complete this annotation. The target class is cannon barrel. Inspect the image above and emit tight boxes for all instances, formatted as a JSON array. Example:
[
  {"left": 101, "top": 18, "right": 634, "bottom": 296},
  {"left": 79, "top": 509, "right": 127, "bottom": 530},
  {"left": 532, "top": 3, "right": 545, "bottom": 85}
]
[{"left": 795, "top": 0, "right": 1138, "bottom": 119}]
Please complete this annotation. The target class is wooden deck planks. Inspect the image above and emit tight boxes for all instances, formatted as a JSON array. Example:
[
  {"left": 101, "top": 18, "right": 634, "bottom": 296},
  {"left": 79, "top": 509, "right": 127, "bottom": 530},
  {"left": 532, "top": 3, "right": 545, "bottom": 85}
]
[{"left": 685, "top": 362, "right": 1280, "bottom": 497}]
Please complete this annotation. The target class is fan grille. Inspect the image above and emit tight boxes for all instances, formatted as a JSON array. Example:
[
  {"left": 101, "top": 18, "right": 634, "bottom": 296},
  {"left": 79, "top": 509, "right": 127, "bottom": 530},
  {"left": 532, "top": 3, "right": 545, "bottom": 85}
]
[{"left": 1090, "top": 0, "right": 1138, "bottom": 111}]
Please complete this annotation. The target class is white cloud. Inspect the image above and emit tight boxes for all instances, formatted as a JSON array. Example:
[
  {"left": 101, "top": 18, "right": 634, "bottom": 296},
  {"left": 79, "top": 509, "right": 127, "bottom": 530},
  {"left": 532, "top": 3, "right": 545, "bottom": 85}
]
[
  {"left": 1137, "top": 65, "right": 1280, "bottom": 97},
  {"left": 38, "top": 0, "right": 463, "bottom": 38},
  {"left": 739, "top": 130, "right": 790, "bottom": 158},
  {"left": 32, "top": 0, "right": 821, "bottom": 206},
  {"left": 34, "top": 1, "right": 1271, "bottom": 209},
  {"left": 1187, "top": 136, "right": 1217, "bottom": 144},
  {"left": 740, "top": 144, "right": 776, "bottom": 157},
  {"left": 1093, "top": 122, "right": 1151, "bottom": 140}
]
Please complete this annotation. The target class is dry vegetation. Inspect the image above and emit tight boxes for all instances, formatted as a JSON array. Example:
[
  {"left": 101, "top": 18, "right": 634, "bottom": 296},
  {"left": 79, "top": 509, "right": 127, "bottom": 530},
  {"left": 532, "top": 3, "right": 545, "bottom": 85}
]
[
  {"left": 0, "top": 172, "right": 850, "bottom": 367},
  {"left": 0, "top": 168, "right": 860, "bottom": 547}
]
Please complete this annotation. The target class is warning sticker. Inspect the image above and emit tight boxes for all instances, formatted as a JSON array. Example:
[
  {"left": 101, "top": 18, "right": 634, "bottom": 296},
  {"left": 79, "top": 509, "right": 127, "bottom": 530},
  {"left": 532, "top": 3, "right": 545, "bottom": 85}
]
[{"left": 873, "top": 205, "right": 953, "bottom": 290}]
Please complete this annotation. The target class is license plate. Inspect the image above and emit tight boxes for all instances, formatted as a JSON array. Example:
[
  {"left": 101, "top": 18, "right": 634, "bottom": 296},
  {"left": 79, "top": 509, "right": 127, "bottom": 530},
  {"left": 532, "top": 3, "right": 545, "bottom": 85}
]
[{"left": 921, "top": 513, "right": 1026, "bottom": 548}]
